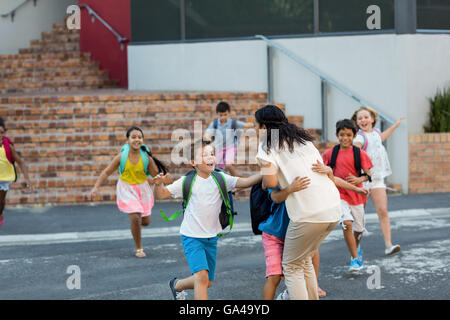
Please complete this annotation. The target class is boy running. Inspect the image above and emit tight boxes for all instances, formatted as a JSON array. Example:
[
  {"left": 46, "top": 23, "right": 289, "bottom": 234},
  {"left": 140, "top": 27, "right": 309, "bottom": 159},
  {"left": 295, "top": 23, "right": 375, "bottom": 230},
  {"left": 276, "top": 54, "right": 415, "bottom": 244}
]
[
  {"left": 153, "top": 139, "right": 261, "bottom": 300},
  {"left": 322, "top": 119, "right": 373, "bottom": 272}
]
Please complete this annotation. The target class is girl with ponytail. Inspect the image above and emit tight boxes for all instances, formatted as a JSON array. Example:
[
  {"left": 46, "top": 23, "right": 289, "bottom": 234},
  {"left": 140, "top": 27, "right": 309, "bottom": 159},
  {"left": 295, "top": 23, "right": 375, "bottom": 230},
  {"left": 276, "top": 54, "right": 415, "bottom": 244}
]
[{"left": 90, "top": 126, "right": 171, "bottom": 258}]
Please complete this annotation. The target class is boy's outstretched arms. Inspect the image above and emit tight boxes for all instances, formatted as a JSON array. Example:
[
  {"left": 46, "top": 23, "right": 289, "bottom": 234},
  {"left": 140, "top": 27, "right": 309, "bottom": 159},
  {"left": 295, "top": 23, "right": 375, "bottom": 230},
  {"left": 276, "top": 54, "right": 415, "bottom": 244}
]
[
  {"left": 153, "top": 173, "right": 173, "bottom": 199},
  {"left": 235, "top": 173, "right": 262, "bottom": 189},
  {"left": 270, "top": 176, "right": 311, "bottom": 204},
  {"left": 334, "top": 177, "right": 369, "bottom": 196}
]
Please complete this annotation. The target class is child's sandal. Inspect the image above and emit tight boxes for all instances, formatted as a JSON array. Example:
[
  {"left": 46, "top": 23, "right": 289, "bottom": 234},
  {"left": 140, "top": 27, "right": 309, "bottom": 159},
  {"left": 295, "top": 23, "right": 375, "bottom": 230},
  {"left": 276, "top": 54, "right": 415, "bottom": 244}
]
[{"left": 135, "top": 248, "right": 146, "bottom": 258}]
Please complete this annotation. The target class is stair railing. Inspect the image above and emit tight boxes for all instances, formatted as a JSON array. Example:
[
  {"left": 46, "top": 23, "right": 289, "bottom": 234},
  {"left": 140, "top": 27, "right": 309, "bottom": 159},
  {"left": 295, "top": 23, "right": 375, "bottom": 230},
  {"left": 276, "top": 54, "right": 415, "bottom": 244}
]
[
  {"left": 255, "top": 34, "right": 395, "bottom": 141},
  {"left": 79, "top": 4, "right": 128, "bottom": 51},
  {"left": 1, "top": 0, "right": 37, "bottom": 22}
]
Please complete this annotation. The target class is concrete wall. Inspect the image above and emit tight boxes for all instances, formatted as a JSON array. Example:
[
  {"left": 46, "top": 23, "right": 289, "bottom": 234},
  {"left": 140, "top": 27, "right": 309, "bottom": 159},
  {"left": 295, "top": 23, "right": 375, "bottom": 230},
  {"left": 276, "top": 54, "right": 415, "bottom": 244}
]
[
  {"left": 0, "top": 0, "right": 73, "bottom": 55},
  {"left": 128, "top": 34, "right": 450, "bottom": 193}
]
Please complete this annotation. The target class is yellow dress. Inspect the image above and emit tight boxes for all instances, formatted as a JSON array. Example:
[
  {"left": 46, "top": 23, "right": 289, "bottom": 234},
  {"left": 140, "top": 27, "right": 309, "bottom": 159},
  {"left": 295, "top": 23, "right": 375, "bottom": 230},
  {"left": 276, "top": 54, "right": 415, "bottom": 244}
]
[
  {"left": 0, "top": 145, "right": 15, "bottom": 182},
  {"left": 119, "top": 156, "right": 148, "bottom": 185}
]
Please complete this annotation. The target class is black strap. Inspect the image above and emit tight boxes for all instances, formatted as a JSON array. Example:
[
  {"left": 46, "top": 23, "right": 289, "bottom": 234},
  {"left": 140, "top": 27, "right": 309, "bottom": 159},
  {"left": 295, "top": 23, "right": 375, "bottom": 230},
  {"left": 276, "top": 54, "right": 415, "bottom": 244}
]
[
  {"left": 329, "top": 145, "right": 340, "bottom": 171},
  {"left": 182, "top": 170, "right": 197, "bottom": 210},
  {"left": 211, "top": 170, "right": 228, "bottom": 202},
  {"left": 353, "top": 146, "right": 362, "bottom": 177},
  {"left": 329, "top": 144, "right": 362, "bottom": 177}
]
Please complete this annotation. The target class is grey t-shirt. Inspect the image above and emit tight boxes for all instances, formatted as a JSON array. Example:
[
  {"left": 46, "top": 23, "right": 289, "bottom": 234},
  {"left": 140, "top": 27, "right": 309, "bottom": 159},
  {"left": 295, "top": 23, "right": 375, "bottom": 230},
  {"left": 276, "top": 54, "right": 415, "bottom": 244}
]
[{"left": 206, "top": 118, "right": 245, "bottom": 148}]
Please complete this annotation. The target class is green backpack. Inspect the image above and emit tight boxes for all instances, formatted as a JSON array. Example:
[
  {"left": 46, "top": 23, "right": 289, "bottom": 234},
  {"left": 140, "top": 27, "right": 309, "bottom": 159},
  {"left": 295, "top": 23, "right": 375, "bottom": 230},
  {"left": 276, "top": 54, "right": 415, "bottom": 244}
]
[
  {"left": 160, "top": 169, "right": 237, "bottom": 237},
  {"left": 119, "top": 143, "right": 152, "bottom": 177}
]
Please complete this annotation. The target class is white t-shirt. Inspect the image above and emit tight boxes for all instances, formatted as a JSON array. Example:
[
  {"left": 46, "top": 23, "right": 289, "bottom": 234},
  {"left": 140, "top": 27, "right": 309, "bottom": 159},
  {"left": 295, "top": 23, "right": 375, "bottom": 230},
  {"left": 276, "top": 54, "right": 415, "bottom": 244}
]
[
  {"left": 256, "top": 141, "right": 341, "bottom": 224},
  {"left": 353, "top": 130, "right": 392, "bottom": 180},
  {"left": 166, "top": 172, "right": 239, "bottom": 238}
]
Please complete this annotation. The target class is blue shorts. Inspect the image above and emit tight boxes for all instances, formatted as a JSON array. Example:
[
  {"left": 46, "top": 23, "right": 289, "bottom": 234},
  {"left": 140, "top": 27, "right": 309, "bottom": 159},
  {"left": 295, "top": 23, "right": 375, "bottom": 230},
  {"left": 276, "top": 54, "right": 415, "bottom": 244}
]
[{"left": 181, "top": 235, "right": 218, "bottom": 281}]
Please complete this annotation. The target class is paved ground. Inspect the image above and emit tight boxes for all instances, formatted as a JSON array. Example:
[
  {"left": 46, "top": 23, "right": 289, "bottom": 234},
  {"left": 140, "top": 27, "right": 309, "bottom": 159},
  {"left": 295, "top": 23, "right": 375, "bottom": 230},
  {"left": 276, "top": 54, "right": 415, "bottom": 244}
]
[{"left": 0, "top": 193, "right": 449, "bottom": 300}]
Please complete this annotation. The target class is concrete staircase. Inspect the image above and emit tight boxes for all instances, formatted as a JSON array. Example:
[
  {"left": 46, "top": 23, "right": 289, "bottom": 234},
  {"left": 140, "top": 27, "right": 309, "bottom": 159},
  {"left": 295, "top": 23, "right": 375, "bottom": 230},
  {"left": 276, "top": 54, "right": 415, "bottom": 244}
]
[
  {"left": 0, "top": 21, "right": 335, "bottom": 206},
  {"left": 0, "top": 23, "right": 117, "bottom": 95}
]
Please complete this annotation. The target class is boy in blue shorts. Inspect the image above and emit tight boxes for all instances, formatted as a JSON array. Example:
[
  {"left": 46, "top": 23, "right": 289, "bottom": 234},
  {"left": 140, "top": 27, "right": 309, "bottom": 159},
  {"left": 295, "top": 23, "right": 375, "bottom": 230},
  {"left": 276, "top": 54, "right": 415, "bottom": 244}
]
[{"left": 153, "top": 139, "right": 261, "bottom": 300}]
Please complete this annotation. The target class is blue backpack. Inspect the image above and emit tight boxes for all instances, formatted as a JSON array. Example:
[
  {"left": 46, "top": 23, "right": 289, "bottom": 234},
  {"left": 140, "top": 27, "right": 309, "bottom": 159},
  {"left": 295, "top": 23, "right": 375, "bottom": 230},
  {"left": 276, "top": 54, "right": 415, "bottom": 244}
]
[
  {"left": 249, "top": 182, "right": 279, "bottom": 235},
  {"left": 119, "top": 143, "right": 152, "bottom": 177}
]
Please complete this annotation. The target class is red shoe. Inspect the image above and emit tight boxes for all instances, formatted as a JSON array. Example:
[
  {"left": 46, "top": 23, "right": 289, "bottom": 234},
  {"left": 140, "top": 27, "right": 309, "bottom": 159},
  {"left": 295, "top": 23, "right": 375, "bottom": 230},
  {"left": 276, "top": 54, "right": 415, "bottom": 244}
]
[{"left": 0, "top": 214, "right": 4, "bottom": 227}]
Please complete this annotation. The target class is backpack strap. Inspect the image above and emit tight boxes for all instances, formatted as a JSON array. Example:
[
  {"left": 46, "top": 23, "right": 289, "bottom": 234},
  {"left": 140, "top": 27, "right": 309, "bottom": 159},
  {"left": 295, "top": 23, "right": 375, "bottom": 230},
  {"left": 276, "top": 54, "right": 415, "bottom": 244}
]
[
  {"left": 232, "top": 119, "right": 238, "bottom": 145},
  {"left": 213, "top": 119, "right": 219, "bottom": 130},
  {"left": 373, "top": 128, "right": 382, "bottom": 137},
  {"left": 329, "top": 145, "right": 341, "bottom": 171},
  {"left": 119, "top": 144, "right": 151, "bottom": 177},
  {"left": 353, "top": 146, "right": 362, "bottom": 177},
  {"left": 160, "top": 170, "right": 197, "bottom": 222},
  {"left": 211, "top": 170, "right": 233, "bottom": 236},
  {"left": 357, "top": 130, "right": 368, "bottom": 151}
]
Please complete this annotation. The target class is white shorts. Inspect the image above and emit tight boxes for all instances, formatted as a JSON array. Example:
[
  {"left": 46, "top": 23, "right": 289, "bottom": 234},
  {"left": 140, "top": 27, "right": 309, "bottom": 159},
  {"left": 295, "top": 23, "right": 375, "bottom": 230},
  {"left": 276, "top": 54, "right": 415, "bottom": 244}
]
[
  {"left": 339, "top": 200, "right": 366, "bottom": 233},
  {"left": 0, "top": 181, "right": 11, "bottom": 191},
  {"left": 363, "top": 178, "right": 386, "bottom": 190}
]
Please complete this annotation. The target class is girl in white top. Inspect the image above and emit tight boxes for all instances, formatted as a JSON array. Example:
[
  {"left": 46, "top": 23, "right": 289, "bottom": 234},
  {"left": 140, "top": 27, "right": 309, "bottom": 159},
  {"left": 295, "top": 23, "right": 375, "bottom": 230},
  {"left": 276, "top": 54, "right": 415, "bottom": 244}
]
[
  {"left": 351, "top": 106, "right": 405, "bottom": 255},
  {"left": 255, "top": 105, "right": 341, "bottom": 300}
]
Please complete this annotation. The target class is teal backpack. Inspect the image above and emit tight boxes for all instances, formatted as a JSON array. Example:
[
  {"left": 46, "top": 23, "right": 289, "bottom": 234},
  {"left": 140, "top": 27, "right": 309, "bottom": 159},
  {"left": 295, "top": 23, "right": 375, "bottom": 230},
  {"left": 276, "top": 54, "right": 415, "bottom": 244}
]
[
  {"left": 160, "top": 169, "right": 237, "bottom": 237},
  {"left": 119, "top": 143, "right": 152, "bottom": 177}
]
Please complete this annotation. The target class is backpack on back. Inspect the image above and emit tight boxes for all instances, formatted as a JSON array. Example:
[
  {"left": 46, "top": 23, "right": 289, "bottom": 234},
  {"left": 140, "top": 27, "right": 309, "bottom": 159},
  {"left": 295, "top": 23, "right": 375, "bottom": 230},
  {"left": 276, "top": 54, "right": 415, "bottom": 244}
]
[
  {"left": 329, "top": 145, "right": 363, "bottom": 177},
  {"left": 160, "top": 169, "right": 237, "bottom": 237},
  {"left": 356, "top": 129, "right": 381, "bottom": 151},
  {"left": 119, "top": 143, "right": 151, "bottom": 176},
  {"left": 249, "top": 182, "right": 279, "bottom": 235},
  {"left": 213, "top": 119, "right": 238, "bottom": 145}
]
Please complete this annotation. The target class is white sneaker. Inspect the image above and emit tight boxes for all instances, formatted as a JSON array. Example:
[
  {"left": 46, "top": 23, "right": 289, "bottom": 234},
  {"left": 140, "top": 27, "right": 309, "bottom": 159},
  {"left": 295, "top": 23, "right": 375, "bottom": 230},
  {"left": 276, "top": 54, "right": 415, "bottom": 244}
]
[
  {"left": 385, "top": 244, "right": 401, "bottom": 255},
  {"left": 276, "top": 289, "right": 290, "bottom": 300}
]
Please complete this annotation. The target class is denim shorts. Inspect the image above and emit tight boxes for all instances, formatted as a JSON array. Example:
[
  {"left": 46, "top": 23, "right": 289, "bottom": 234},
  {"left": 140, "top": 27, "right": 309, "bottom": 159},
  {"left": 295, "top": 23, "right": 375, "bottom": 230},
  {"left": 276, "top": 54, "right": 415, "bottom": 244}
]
[
  {"left": 181, "top": 235, "right": 218, "bottom": 281},
  {"left": 0, "top": 181, "right": 11, "bottom": 191}
]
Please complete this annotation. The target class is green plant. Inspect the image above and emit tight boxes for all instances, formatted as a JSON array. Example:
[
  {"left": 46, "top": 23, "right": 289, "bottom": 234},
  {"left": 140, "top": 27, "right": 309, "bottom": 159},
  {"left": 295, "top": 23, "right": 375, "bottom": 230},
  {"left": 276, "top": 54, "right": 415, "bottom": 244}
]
[{"left": 424, "top": 87, "right": 450, "bottom": 133}]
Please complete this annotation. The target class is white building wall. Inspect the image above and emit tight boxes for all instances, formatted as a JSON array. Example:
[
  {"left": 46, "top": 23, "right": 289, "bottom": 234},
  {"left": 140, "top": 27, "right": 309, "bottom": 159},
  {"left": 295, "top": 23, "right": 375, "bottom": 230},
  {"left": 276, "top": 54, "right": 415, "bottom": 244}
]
[
  {"left": 128, "top": 34, "right": 450, "bottom": 193},
  {"left": 0, "top": 0, "right": 73, "bottom": 55}
]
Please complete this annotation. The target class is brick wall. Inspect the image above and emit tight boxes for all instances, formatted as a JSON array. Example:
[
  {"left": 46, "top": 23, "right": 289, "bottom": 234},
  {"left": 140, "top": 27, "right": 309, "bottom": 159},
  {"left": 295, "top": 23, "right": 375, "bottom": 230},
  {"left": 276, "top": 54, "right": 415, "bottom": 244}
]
[
  {"left": 409, "top": 133, "right": 450, "bottom": 194},
  {"left": 1, "top": 91, "right": 272, "bottom": 206}
]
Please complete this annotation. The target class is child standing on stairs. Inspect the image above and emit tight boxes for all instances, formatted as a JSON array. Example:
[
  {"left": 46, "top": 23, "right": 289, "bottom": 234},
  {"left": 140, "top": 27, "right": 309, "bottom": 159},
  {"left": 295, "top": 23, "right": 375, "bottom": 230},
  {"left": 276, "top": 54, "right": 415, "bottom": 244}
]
[
  {"left": 0, "top": 117, "right": 33, "bottom": 227},
  {"left": 90, "top": 126, "right": 171, "bottom": 258},
  {"left": 351, "top": 107, "right": 405, "bottom": 256},
  {"left": 204, "top": 101, "right": 254, "bottom": 176}
]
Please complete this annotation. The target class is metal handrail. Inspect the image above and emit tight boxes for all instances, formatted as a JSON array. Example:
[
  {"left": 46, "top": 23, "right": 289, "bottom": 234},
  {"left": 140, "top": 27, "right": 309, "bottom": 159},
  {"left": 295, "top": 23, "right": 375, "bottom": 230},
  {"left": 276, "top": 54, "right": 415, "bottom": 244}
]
[
  {"left": 255, "top": 34, "right": 396, "bottom": 128},
  {"left": 1, "top": 0, "right": 36, "bottom": 22},
  {"left": 79, "top": 4, "right": 128, "bottom": 51}
]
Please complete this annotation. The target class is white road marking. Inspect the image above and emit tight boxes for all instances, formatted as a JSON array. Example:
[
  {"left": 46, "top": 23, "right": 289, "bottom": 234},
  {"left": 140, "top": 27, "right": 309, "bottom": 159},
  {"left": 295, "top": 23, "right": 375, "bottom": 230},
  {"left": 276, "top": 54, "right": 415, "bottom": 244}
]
[{"left": 0, "top": 208, "right": 448, "bottom": 247}]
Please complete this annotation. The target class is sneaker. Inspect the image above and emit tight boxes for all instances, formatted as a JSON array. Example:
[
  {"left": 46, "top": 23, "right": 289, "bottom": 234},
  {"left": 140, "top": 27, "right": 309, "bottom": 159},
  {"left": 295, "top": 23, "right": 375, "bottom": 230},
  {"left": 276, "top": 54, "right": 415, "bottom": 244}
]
[
  {"left": 169, "top": 277, "right": 187, "bottom": 300},
  {"left": 0, "top": 214, "right": 3, "bottom": 227},
  {"left": 276, "top": 289, "right": 290, "bottom": 300},
  {"left": 385, "top": 244, "right": 401, "bottom": 256},
  {"left": 348, "top": 257, "right": 363, "bottom": 273},
  {"left": 357, "top": 246, "right": 363, "bottom": 262}
]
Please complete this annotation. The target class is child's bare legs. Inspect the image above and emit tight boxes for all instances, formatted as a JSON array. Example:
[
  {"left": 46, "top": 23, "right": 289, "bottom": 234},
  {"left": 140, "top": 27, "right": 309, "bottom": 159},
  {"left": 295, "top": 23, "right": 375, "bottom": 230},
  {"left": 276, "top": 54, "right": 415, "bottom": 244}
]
[
  {"left": 312, "top": 250, "right": 326, "bottom": 297},
  {"left": 0, "top": 190, "right": 6, "bottom": 225},
  {"left": 370, "top": 188, "right": 393, "bottom": 249},
  {"left": 342, "top": 221, "right": 359, "bottom": 258},
  {"left": 175, "top": 270, "right": 213, "bottom": 300},
  {"left": 141, "top": 215, "right": 151, "bottom": 227},
  {"left": 262, "top": 275, "right": 282, "bottom": 300},
  {"left": 128, "top": 212, "right": 145, "bottom": 257},
  {"left": 354, "top": 232, "right": 363, "bottom": 249}
]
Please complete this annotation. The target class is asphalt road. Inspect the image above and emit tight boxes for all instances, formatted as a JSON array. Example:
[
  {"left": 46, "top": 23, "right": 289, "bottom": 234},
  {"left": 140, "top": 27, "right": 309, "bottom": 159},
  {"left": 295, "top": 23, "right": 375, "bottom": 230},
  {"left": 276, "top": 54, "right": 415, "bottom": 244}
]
[{"left": 0, "top": 193, "right": 449, "bottom": 300}]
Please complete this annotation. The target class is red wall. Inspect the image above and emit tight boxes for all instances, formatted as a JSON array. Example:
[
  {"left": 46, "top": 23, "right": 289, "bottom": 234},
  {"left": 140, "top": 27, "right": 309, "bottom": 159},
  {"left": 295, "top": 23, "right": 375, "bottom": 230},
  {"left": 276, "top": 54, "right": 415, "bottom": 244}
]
[{"left": 79, "top": 0, "right": 130, "bottom": 88}]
